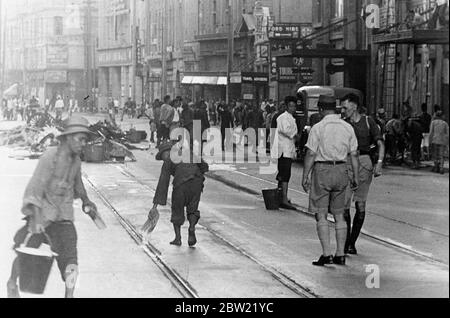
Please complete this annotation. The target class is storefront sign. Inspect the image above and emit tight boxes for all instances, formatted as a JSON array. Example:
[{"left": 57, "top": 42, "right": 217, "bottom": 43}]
[
  {"left": 277, "top": 57, "right": 297, "bottom": 83},
  {"left": 268, "top": 23, "right": 312, "bottom": 40},
  {"left": 98, "top": 47, "right": 132, "bottom": 66},
  {"left": 254, "top": 6, "right": 271, "bottom": 45},
  {"left": 241, "top": 73, "right": 269, "bottom": 84},
  {"left": 47, "top": 44, "right": 68, "bottom": 67},
  {"left": 45, "top": 71, "right": 67, "bottom": 83}
]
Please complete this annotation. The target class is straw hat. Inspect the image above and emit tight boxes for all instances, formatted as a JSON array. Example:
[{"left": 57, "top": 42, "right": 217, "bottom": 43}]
[{"left": 57, "top": 116, "right": 94, "bottom": 139}]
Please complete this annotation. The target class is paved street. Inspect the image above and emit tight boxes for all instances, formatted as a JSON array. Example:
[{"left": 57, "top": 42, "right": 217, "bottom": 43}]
[{"left": 0, "top": 116, "right": 449, "bottom": 298}]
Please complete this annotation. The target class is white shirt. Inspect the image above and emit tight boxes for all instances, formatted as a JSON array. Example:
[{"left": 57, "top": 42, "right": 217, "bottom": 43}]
[
  {"left": 274, "top": 111, "right": 298, "bottom": 159},
  {"left": 55, "top": 99, "right": 65, "bottom": 109},
  {"left": 306, "top": 114, "right": 358, "bottom": 162}
]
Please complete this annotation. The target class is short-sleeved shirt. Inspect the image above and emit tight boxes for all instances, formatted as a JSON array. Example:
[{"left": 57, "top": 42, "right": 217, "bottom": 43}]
[
  {"left": 306, "top": 114, "right": 358, "bottom": 162},
  {"left": 348, "top": 116, "right": 383, "bottom": 154},
  {"left": 22, "top": 147, "right": 87, "bottom": 227},
  {"left": 55, "top": 100, "right": 65, "bottom": 109},
  {"left": 275, "top": 111, "right": 298, "bottom": 159}
]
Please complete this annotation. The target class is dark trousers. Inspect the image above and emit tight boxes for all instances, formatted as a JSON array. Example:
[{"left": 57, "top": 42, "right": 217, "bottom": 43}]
[
  {"left": 276, "top": 156, "right": 293, "bottom": 183},
  {"left": 171, "top": 178, "right": 204, "bottom": 226},
  {"left": 157, "top": 125, "right": 170, "bottom": 145},
  {"left": 410, "top": 136, "right": 422, "bottom": 163},
  {"left": 385, "top": 134, "right": 398, "bottom": 161}
]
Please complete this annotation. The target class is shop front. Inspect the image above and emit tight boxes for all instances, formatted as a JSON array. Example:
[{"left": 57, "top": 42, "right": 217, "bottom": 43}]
[{"left": 230, "top": 72, "right": 269, "bottom": 105}]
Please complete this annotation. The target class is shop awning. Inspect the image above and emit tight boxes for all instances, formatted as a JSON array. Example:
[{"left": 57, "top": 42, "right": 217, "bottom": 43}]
[
  {"left": 217, "top": 77, "right": 228, "bottom": 85},
  {"left": 181, "top": 76, "right": 194, "bottom": 85},
  {"left": 3, "top": 83, "right": 18, "bottom": 97},
  {"left": 182, "top": 76, "right": 228, "bottom": 86}
]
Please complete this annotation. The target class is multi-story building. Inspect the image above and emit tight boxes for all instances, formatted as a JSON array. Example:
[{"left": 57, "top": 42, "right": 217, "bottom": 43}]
[
  {"left": 3, "top": 0, "right": 98, "bottom": 107},
  {"left": 308, "top": 0, "right": 370, "bottom": 104},
  {"left": 97, "top": 0, "right": 146, "bottom": 109},
  {"left": 371, "top": 0, "right": 449, "bottom": 118},
  {"left": 143, "top": 0, "right": 312, "bottom": 104}
]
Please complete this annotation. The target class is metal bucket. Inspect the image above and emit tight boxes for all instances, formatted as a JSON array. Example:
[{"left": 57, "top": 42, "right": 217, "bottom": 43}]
[
  {"left": 16, "top": 234, "right": 56, "bottom": 295},
  {"left": 262, "top": 189, "right": 280, "bottom": 210}
]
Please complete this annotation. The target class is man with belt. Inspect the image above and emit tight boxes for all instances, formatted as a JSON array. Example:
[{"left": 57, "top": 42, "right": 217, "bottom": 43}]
[
  {"left": 7, "top": 116, "right": 98, "bottom": 298},
  {"left": 341, "top": 94, "right": 385, "bottom": 255},
  {"left": 302, "top": 95, "right": 360, "bottom": 266}
]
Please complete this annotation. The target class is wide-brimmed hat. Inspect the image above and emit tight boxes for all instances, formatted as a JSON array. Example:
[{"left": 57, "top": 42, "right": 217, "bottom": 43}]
[
  {"left": 57, "top": 116, "right": 94, "bottom": 139},
  {"left": 155, "top": 141, "right": 177, "bottom": 161},
  {"left": 318, "top": 95, "right": 337, "bottom": 110}
]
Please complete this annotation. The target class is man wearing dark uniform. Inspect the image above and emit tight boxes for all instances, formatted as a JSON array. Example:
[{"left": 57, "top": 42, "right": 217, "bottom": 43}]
[
  {"left": 341, "top": 94, "right": 385, "bottom": 255},
  {"left": 151, "top": 142, "right": 209, "bottom": 247}
]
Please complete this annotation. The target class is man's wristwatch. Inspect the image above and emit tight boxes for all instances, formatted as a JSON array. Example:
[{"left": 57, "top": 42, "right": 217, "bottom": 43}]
[{"left": 377, "top": 160, "right": 383, "bottom": 164}]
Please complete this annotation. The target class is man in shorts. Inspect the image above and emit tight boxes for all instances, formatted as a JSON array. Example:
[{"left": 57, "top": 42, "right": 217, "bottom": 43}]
[
  {"left": 302, "top": 95, "right": 360, "bottom": 266},
  {"left": 7, "top": 116, "right": 97, "bottom": 298},
  {"left": 341, "top": 94, "right": 385, "bottom": 255}
]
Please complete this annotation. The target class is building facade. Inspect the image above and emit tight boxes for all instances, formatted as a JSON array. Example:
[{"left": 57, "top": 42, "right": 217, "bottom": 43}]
[
  {"left": 3, "top": 0, "right": 98, "bottom": 107},
  {"left": 309, "top": 0, "right": 370, "bottom": 103},
  {"left": 143, "top": 0, "right": 312, "bottom": 104},
  {"left": 97, "top": 0, "right": 146, "bottom": 110},
  {"left": 371, "top": 0, "right": 449, "bottom": 119}
]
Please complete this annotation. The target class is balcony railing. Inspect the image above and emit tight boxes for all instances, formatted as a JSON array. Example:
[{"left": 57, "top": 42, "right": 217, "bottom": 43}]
[
  {"left": 377, "top": 1, "right": 448, "bottom": 34},
  {"left": 372, "top": 1, "right": 449, "bottom": 44}
]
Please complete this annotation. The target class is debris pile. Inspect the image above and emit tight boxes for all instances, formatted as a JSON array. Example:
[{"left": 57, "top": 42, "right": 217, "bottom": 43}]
[{"left": 1, "top": 118, "right": 149, "bottom": 162}]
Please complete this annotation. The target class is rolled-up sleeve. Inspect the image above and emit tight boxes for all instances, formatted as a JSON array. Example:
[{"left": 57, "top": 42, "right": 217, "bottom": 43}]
[
  {"left": 21, "top": 150, "right": 55, "bottom": 216},
  {"left": 305, "top": 126, "right": 320, "bottom": 154},
  {"left": 153, "top": 161, "right": 173, "bottom": 206}
]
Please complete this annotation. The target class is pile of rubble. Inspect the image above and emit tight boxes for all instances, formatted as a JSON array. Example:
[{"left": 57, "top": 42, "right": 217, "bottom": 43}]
[{"left": 0, "top": 118, "right": 149, "bottom": 163}]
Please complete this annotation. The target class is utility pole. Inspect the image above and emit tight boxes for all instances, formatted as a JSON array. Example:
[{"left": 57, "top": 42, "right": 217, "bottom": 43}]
[
  {"left": 131, "top": 0, "right": 137, "bottom": 101},
  {"left": 161, "top": 0, "right": 168, "bottom": 98},
  {"left": 85, "top": 0, "right": 93, "bottom": 107},
  {"left": 0, "top": 0, "right": 3, "bottom": 100},
  {"left": 226, "top": 0, "right": 234, "bottom": 104},
  {"left": 278, "top": 0, "right": 282, "bottom": 22}
]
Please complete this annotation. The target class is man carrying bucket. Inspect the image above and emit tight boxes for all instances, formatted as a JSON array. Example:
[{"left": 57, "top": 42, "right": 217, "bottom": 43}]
[{"left": 7, "top": 116, "right": 98, "bottom": 298}]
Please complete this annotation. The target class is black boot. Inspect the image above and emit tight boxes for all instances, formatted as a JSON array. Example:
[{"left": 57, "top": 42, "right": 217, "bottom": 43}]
[
  {"left": 170, "top": 224, "right": 182, "bottom": 246},
  {"left": 348, "top": 204, "right": 366, "bottom": 255},
  {"left": 343, "top": 209, "right": 352, "bottom": 254},
  {"left": 188, "top": 214, "right": 200, "bottom": 247},
  {"left": 312, "top": 255, "right": 333, "bottom": 267}
]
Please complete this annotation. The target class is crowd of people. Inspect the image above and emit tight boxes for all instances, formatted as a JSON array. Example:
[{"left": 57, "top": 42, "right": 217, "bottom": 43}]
[{"left": 373, "top": 102, "right": 448, "bottom": 174}]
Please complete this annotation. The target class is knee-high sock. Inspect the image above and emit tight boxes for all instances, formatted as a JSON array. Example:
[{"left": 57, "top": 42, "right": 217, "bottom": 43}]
[
  {"left": 335, "top": 217, "right": 348, "bottom": 257},
  {"left": 317, "top": 218, "right": 331, "bottom": 256},
  {"left": 343, "top": 209, "right": 351, "bottom": 248},
  {"left": 350, "top": 203, "right": 366, "bottom": 246}
]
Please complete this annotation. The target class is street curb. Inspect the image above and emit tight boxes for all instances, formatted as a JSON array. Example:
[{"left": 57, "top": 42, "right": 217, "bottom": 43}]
[{"left": 206, "top": 171, "right": 449, "bottom": 267}]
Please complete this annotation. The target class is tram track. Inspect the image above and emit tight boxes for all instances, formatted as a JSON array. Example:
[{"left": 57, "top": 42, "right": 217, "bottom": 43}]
[
  {"left": 114, "top": 165, "right": 319, "bottom": 299},
  {"left": 83, "top": 174, "right": 199, "bottom": 299}
]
